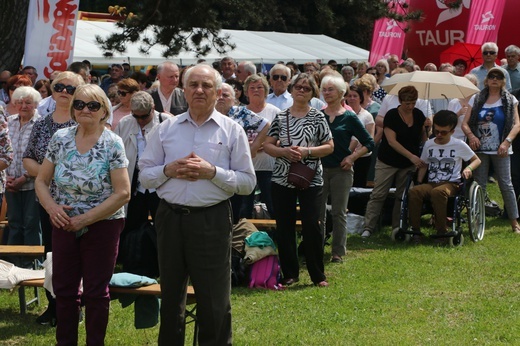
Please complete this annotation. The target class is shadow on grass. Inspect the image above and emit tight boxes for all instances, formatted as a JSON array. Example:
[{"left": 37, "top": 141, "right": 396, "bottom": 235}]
[{"left": 0, "top": 308, "right": 53, "bottom": 341}]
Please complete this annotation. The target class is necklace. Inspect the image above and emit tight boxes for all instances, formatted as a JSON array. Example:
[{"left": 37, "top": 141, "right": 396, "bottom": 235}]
[{"left": 398, "top": 108, "right": 413, "bottom": 127}]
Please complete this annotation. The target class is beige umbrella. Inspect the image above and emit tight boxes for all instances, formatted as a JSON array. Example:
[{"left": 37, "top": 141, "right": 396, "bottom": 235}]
[{"left": 380, "top": 71, "right": 479, "bottom": 100}]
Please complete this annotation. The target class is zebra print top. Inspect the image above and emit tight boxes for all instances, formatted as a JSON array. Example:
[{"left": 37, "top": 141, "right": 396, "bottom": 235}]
[{"left": 267, "top": 107, "right": 332, "bottom": 188}]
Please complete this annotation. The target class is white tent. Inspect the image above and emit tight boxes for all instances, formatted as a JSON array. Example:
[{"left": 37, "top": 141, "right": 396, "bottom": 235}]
[{"left": 73, "top": 20, "right": 369, "bottom": 66}]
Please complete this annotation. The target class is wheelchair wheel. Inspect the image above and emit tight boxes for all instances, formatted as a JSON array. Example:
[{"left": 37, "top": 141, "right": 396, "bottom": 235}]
[
  {"left": 391, "top": 227, "right": 410, "bottom": 242},
  {"left": 449, "top": 233, "right": 464, "bottom": 247},
  {"left": 467, "top": 181, "right": 485, "bottom": 242}
]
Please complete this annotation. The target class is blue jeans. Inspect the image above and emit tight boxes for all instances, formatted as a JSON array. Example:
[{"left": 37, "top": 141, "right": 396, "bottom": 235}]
[{"left": 6, "top": 189, "right": 41, "bottom": 246}]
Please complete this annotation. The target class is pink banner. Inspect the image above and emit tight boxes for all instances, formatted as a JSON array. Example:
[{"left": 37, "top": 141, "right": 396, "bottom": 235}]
[
  {"left": 369, "top": 0, "right": 409, "bottom": 66},
  {"left": 465, "top": 0, "right": 506, "bottom": 44},
  {"left": 24, "top": 0, "right": 80, "bottom": 79}
]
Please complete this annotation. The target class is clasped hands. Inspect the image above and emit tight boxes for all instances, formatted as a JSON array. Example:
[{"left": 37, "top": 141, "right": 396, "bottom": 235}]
[
  {"left": 48, "top": 205, "right": 87, "bottom": 232},
  {"left": 164, "top": 152, "right": 216, "bottom": 181}
]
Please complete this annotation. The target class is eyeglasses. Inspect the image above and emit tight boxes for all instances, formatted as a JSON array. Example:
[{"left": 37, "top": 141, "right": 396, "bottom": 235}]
[
  {"left": 272, "top": 74, "right": 288, "bottom": 82},
  {"left": 488, "top": 73, "right": 504, "bottom": 80},
  {"left": 433, "top": 129, "right": 452, "bottom": 136},
  {"left": 117, "top": 90, "right": 131, "bottom": 97},
  {"left": 131, "top": 110, "right": 152, "bottom": 120},
  {"left": 54, "top": 83, "right": 76, "bottom": 95},
  {"left": 293, "top": 85, "right": 312, "bottom": 93},
  {"left": 483, "top": 51, "right": 497, "bottom": 56},
  {"left": 72, "top": 100, "right": 102, "bottom": 112}
]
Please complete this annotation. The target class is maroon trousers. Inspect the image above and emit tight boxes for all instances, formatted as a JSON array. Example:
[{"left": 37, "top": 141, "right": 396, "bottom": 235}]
[{"left": 52, "top": 218, "right": 124, "bottom": 346}]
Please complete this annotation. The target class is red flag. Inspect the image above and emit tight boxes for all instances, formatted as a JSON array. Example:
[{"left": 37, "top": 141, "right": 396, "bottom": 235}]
[
  {"left": 465, "top": 0, "right": 506, "bottom": 44},
  {"left": 369, "top": 1, "right": 409, "bottom": 66}
]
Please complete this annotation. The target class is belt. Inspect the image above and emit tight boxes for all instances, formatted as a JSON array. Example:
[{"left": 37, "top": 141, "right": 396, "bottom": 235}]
[{"left": 165, "top": 200, "right": 226, "bottom": 215}]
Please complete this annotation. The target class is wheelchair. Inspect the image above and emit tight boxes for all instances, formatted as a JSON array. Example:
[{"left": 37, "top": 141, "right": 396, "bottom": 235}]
[{"left": 392, "top": 171, "right": 486, "bottom": 246}]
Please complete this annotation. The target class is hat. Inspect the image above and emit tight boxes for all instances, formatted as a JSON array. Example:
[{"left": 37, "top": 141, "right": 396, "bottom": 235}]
[
  {"left": 487, "top": 67, "right": 505, "bottom": 78},
  {"left": 110, "top": 63, "right": 123, "bottom": 69},
  {"left": 453, "top": 59, "right": 467, "bottom": 68}
]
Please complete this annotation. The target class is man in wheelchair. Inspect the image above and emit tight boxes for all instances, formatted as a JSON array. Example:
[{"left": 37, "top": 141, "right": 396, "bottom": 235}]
[{"left": 408, "top": 110, "right": 481, "bottom": 243}]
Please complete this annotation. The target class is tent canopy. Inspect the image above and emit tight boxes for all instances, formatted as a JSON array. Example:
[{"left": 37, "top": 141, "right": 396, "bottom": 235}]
[{"left": 73, "top": 21, "right": 369, "bottom": 66}]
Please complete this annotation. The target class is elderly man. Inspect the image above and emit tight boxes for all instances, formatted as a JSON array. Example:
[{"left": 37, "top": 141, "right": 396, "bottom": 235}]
[
  {"left": 235, "top": 61, "right": 256, "bottom": 83},
  {"left": 150, "top": 61, "right": 187, "bottom": 115},
  {"left": 21, "top": 66, "right": 38, "bottom": 85},
  {"left": 386, "top": 54, "right": 399, "bottom": 76},
  {"left": 505, "top": 45, "right": 520, "bottom": 90},
  {"left": 220, "top": 56, "right": 237, "bottom": 81},
  {"left": 139, "top": 64, "right": 255, "bottom": 345},
  {"left": 470, "top": 42, "right": 512, "bottom": 91},
  {"left": 266, "top": 64, "right": 293, "bottom": 110},
  {"left": 216, "top": 83, "right": 270, "bottom": 222},
  {"left": 100, "top": 63, "right": 124, "bottom": 94},
  {"left": 114, "top": 91, "right": 170, "bottom": 276}
]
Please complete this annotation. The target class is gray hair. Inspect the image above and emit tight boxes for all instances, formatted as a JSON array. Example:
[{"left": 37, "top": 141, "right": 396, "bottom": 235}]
[
  {"left": 11, "top": 86, "right": 42, "bottom": 104},
  {"left": 341, "top": 65, "right": 354, "bottom": 74},
  {"left": 320, "top": 74, "right": 347, "bottom": 96},
  {"left": 375, "top": 59, "right": 389, "bottom": 73},
  {"left": 183, "top": 64, "right": 222, "bottom": 91},
  {"left": 131, "top": 91, "right": 154, "bottom": 113},
  {"left": 464, "top": 73, "right": 478, "bottom": 86},
  {"left": 242, "top": 61, "right": 257, "bottom": 75},
  {"left": 505, "top": 45, "right": 520, "bottom": 56},
  {"left": 221, "top": 83, "right": 236, "bottom": 99},
  {"left": 157, "top": 61, "right": 178, "bottom": 75},
  {"left": 482, "top": 42, "right": 498, "bottom": 53},
  {"left": 269, "top": 64, "right": 290, "bottom": 77}
]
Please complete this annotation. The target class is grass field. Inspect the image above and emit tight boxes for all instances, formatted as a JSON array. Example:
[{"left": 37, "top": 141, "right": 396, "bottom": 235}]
[{"left": 1, "top": 184, "right": 519, "bottom": 345}]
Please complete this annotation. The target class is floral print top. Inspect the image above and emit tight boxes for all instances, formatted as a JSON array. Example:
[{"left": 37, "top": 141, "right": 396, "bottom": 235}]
[
  {"left": 0, "top": 111, "right": 13, "bottom": 193},
  {"left": 45, "top": 126, "right": 128, "bottom": 220}
]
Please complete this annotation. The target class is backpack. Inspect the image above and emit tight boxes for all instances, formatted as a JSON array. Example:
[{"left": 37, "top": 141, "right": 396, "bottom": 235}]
[
  {"left": 119, "top": 221, "right": 159, "bottom": 278},
  {"left": 248, "top": 255, "right": 283, "bottom": 290}
]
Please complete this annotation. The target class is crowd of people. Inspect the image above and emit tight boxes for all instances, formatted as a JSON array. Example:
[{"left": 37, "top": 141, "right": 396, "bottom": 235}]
[{"left": 1, "top": 40, "right": 520, "bottom": 345}]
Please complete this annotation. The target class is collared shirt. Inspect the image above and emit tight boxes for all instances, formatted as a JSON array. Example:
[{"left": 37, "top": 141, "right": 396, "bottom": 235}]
[
  {"left": 157, "top": 88, "right": 173, "bottom": 115},
  {"left": 506, "top": 64, "right": 520, "bottom": 90},
  {"left": 7, "top": 112, "right": 40, "bottom": 190},
  {"left": 266, "top": 90, "right": 293, "bottom": 111},
  {"left": 470, "top": 64, "right": 512, "bottom": 91},
  {"left": 139, "top": 109, "right": 256, "bottom": 207}
]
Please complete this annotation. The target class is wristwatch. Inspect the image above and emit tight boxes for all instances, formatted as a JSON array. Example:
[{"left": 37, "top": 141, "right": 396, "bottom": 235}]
[{"left": 506, "top": 137, "right": 513, "bottom": 144}]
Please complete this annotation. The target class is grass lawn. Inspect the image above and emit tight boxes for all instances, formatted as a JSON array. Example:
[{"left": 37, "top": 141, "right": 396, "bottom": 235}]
[{"left": 1, "top": 184, "right": 519, "bottom": 345}]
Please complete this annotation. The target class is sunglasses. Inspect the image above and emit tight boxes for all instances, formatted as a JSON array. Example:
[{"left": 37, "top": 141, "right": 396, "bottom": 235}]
[
  {"left": 272, "top": 74, "right": 288, "bottom": 82},
  {"left": 72, "top": 100, "right": 102, "bottom": 112},
  {"left": 483, "top": 51, "right": 496, "bottom": 56},
  {"left": 488, "top": 73, "right": 504, "bottom": 80},
  {"left": 117, "top": 90, "right": 131, "bottom": 97},
  {"left": 293, "top": 85, "right": 312, "bottom": 93},
  {"left": 131, "top": 110, "right": 151, "bottom": 120},
  {"left": 54, "top": 83, "right": 76, "bottom": 95},
  {"left": 433, "top": 129, "right": 452, "bottom": 136}
]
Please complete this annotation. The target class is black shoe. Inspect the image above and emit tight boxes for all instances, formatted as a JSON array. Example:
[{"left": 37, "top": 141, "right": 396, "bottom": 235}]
[{"left": 36, "top": 307, "right": 57, "bottom": 327}]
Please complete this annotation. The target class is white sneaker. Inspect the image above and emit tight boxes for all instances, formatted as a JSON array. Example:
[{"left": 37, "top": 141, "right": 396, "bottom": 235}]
[{"left": 361, "top": 230, "right": 371, "bottom": 238}]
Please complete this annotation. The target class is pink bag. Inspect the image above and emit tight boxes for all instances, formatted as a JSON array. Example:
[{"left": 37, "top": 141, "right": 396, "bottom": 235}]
[{"left": 248, "top": 255, "right": 283, "bottom": 290}]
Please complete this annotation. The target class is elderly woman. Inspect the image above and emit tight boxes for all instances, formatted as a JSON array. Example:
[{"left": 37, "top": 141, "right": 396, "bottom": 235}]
[
  {"left": 264, "top": 73, "right": 334, "bottom": 287},
  {"left": 111, "top": 78, "right": 140, "bottom": 129},
  {"left": 462, "top": 67, "right": 520, "bottom": 233},
  {"left": 320, "top": 74, "right": 374, "bottom": 263},
  {"left": 2, "top": 75, "right": 33, "bottom": 116},
  {"left": 243, "top": 74, "right": 280, "bottom": 218},
  {"left": 23, "top": 71, "right": 84, "bottom": 326},
  {"left": 114, "top": 91, "right": 170, "bottom": 276},
  {"left": 5, "top": 87, "right": 40, "bottom": 265},
  {"left": 35, "top": 84, "right": 130, "bottom": 345},
  {"left": 361, "top": 86, "right": 428, "bottom": 240},
  {"left": 226, "top": 78, "right": 248, "bottom": 105},
  {"left": 345, "top": 84, "right": 375, "bottom": 188},
  {"left": 341, "top": 65, "right": 355, "bottom": 85},
  {"left": 0, "top": 106, "right": 12, "bottom": 230},
  {"left": 374, "top": 59, "right": 389, "bottom": 86}
]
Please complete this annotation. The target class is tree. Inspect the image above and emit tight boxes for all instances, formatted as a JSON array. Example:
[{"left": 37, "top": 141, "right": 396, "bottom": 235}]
[{"left": 0, "top": 0, "right": 30, "bottom": 73}]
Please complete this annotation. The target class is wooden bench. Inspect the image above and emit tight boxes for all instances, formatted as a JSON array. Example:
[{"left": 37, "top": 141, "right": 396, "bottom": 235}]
[
  {"left": 19, "top": 278, "right": 199, "bottom": 345},
  {"left": 0, "top": 245, "right": 46, "bottom": 314},
  {"left": 249, "top": 219, "right": 302, "bottom": 230}
]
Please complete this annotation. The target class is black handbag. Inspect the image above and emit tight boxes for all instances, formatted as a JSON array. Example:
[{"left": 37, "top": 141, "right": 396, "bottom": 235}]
[{"left": 285, "top": 114, "right": 316, "bottom": 189}]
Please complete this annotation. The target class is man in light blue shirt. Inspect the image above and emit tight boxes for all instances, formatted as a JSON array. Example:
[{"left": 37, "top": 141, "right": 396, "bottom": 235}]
[
  {"left": 470, "top": 42, "right": 512, "bottom": 91},
  {"left": 266, "top": 63, "right": 293, "bottom": 110}
]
